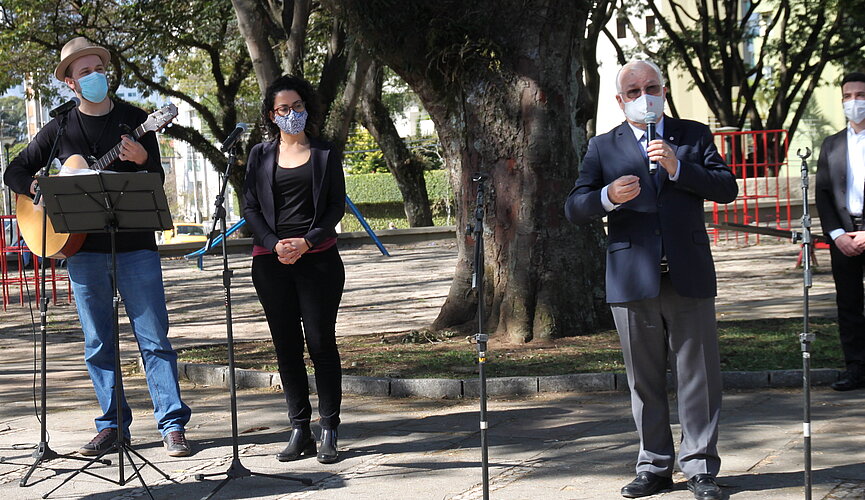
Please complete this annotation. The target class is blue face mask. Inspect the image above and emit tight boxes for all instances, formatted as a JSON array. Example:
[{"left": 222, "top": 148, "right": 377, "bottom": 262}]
[
  {"left": 77, "top": 72, "right": 109, "bottom": 103},
  {"left": 274, "top": 109, "right": 308, "bottom": 135}
]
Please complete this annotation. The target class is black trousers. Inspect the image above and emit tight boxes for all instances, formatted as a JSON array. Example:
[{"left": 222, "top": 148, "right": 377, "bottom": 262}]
[
  {"left": 251, "top": 246, "right": 345, "bottom": 430},
  {"left": 829, "top": 242, "right": 865, "bottom": 373}
]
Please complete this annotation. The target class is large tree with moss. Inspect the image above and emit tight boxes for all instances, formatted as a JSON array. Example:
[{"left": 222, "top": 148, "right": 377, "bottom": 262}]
[{"left": 321, "top": 0, "right": 610, "bottom": 342}]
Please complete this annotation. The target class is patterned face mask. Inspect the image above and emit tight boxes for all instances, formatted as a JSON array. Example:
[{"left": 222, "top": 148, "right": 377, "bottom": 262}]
[{"left": 274, "top": 109, "right": 308, "bottom": 135}]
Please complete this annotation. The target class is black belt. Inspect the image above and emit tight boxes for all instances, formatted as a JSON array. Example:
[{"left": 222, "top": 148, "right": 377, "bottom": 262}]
[
  {"left": 853, "top": 215, "right": 864, "bottom": 230},
  {"left": 660, "top": 260, "right": 670, "bottom": 274}
]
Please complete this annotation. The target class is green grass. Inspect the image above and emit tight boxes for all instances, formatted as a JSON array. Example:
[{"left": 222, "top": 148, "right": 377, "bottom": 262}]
[
  {"left": 176, "top": 318, "right": 844, "bottom": 379},
  {"left": 717, "top": 317, "right": 841, "bottom": 371}
]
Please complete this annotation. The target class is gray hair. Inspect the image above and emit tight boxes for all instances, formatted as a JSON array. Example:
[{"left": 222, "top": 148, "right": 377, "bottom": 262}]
[{"left": 615, "top": 60, "right": 666, "bottom": 93}]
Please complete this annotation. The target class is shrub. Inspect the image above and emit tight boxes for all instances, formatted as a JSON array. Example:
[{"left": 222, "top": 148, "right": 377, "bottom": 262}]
[{"left": 342, "top": 170, "right": 455, "bottom": 231}]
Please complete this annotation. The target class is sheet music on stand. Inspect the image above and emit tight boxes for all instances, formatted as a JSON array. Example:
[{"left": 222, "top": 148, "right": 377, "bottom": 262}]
[{"left": 37, "top": 171, "right": 172, "bottom": 234}]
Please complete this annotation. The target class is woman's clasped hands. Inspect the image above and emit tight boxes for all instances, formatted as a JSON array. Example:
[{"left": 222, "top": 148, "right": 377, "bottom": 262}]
[{"left": 274, "top": 238, "right": 311, "bottom": 265}]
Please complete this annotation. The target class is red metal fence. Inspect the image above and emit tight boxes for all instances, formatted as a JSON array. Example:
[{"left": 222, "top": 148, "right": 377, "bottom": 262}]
[
  {"left": 710, "top": 129, "right": 792, "bottom": 245},
  {"left": 1, "top": 215, "right": 71, "bottom": 310}
]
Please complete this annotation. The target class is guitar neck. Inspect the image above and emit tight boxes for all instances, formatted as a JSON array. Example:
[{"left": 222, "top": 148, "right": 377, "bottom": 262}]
[{"left": 90, "top": 123, "right": 149, "bottom": 171}]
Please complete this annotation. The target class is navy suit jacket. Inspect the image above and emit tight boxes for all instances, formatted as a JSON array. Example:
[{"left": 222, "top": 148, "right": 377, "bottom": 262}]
[
  {"left": 815, "top": 129, "right": 855, "bottom": 235},
  {"left": 565, "top": 117, "right": 738, "bottom": 303},
  {"left": 242, "top": 137, "right": 346, "bottom": 252}
]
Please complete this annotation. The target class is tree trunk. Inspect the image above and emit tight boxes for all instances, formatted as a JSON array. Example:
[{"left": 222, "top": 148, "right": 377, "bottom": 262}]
[
  {"left": 359, "top": 60, "right": 434, "bottom": 227},
  {"left": 322, "top": 0, "right": 611, "bottom": 341},
  {"left": 580, "top": 0, "right": 616, "bottom": 139},
  {"left": 284, "top": 0, "right": 311, "bottom": 75},
  {"left": 321, "top": 50, "right": 371, "bottom": 154},
  {"left": 231, "top": 0, "right": 281, "bottom": 93},
  {"left": 317, "top": 19, "right": 350, "bottom": 118}
]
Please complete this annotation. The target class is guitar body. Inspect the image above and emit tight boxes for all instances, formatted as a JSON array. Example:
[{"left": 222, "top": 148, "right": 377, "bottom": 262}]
[
  {"left": 13, "top": 104, "right": 178, "bottom": 259},
  {"left": 15, "top": 155, "right": 94, "bottom": 258},
  {"left": 16, "top": 195, "right": 86, "bottom": 259}
]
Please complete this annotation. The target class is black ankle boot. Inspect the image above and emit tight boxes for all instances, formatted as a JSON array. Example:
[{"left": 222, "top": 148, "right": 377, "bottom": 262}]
[
  {"left": 276, "top": 426, "right": 316, "bottom": 462},
  {"left": 317, "top": 429, "right": 338, "bottom": 464}
]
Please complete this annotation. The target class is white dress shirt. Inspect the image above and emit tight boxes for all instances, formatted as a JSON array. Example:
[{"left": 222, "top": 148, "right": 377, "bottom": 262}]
[
  {"left": 601, "top": 118, "right": 681, "bottom": 211},
  {"left": 829, "top": 124, "right": 865, "bottom": 240}
]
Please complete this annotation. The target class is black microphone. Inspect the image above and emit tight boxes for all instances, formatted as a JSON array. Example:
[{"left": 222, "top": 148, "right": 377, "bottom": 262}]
[
  {"left": 49, "top": 97, "right": 80, "bottom": 118},
  {"left": 645, "top": 112, "right": 658, "bottom": 174},
  {"left": 221, "top": 123, "right": 248, "bottom": 152}
]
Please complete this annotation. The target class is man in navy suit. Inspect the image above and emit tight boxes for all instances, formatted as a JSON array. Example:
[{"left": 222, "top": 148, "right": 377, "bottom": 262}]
[
  {"left": 565, "top": 60, "right": 737, "bottom": 499},
  {"left": 815, "top": 72, "right": 865, "bottom": 391}
]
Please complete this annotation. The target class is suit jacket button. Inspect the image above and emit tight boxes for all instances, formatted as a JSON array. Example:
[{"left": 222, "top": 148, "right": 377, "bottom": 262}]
[{"left": 654, "top": 229, "right": 661, "bottom": 235}]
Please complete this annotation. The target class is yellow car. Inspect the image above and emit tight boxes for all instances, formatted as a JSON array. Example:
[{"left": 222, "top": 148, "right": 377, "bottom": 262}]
[{"left": 161, "top": 222, "right": 208, "bottom": 244}]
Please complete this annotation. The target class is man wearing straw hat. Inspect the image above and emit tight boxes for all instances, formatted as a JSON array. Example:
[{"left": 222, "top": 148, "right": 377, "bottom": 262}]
[{"left": 4, "top": 37, "right": 192, "bottom": 457}]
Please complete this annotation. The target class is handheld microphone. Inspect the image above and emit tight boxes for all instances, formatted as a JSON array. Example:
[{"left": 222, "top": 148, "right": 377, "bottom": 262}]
[
  {"left": 221, "top": 123, "right": 248, "bottom": 152},
  {"left": 645, "top": 112, "right": 658, "bottom": 174},
  {"left": 49, "top": 97, "right": 80, "bottom": 118}
]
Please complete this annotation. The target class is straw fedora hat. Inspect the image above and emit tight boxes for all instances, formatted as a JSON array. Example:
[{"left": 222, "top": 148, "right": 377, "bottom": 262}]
[{"left": 54, "top": 37, "right": 110, "bottom": 81}]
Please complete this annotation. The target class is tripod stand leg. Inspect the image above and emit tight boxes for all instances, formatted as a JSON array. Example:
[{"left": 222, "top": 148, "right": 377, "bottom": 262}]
[
  {"left": 42, "top": 448, "right": 110, "bottom": 498},
  {"left": 19, "top": 442, "right": 111, "bottom": 487},
  {"left": 121, "top": 446, "right": 155, "bottom": 500},
  {"left": 123, "top": 443, "right": 175, "bottom": 481},
  {"left": 194, "top": 458, "right": 313, "bottom": 499},
  {"left": 249, "top": 469, "right": 313, "bottom": 486},
  {"left": 199, "top": 476, "right": 232, "bottom": 500}
]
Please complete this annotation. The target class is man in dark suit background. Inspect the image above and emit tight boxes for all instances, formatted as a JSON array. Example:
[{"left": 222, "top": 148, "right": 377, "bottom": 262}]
[
  {"left": 565, "top": 60, "right": 738, "bottom": 500},
  {"left": 815, "top": 72, "right": 865, "bottom": 391}
]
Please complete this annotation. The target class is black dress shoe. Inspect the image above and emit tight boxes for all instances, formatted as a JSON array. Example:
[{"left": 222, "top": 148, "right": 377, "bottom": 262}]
[
  {"left": 276, "top": 426, "right": 316, "bottom": 462},
  {"left": 687, "top": 474, "right": 723, "bottom": 500},
  {"left": 317, "top": 428, "right": 339, "bottom": 464},
  {"left": 831, "top": 371, "right": 865, "bottom": 391},
  {"left": 621, "top": 471, "right": 673, "bottom": 498}
]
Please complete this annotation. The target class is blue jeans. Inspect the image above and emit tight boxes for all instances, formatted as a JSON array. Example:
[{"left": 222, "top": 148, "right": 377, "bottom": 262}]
[{"left": 67, "top": 250, "right": 191, "bottom": 437}]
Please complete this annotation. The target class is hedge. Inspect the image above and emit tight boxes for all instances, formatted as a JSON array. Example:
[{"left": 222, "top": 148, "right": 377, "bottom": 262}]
[
  {"left": 342, "top": 170, "right": 455, "bottom": 231},
  {"left": 344, "top": 170, "right": 452, "bottom": 204}
]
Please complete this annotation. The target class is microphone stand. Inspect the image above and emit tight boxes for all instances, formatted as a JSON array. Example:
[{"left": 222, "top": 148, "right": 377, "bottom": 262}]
[
  {"left": 792, "top": 147, "right": 813, "bottom": 500},
  {"left": 194, "top": 144, "right": 311, "bottom": 499},
  {"left": 468, "top": 173, "right": 490, "bottom": 500},
  {"left": 19, "top": 110, "right": 109, "bottom": 488}
]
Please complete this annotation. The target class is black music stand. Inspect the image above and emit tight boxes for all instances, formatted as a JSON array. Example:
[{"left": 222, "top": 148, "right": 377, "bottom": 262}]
[{"left": 36, "top": 171, "right": 174, "bottom": 499}]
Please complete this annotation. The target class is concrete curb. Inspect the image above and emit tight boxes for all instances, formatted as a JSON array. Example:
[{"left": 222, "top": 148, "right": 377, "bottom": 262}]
[{"left": 166, "top": 360, "right": 843, "bottom": 399}]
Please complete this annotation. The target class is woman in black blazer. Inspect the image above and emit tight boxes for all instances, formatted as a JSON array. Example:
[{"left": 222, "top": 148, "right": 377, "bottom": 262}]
[{"left": 243, "top": 75, "right": 346, "bottom": 464}]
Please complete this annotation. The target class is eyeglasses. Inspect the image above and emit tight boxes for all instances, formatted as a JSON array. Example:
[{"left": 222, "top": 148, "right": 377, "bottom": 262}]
[
  {"left": 273, "top": 100, "right": 306, "bottom": 116},
  {"left": 620, "top": 85, "right": 662, "bottom": 100}
]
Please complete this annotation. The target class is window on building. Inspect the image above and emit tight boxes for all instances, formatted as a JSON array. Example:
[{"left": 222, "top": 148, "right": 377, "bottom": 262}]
[
  {"left": 646, "top": 15, "right": 656, "bottom": 35},
  {"left": 616, "top": 18, "right": 627, "bottom": 39}
]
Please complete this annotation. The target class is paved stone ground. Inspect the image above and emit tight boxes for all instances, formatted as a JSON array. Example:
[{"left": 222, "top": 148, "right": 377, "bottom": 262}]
[{"left": 2, "top": 238, "right": 863, "bottom": 500}]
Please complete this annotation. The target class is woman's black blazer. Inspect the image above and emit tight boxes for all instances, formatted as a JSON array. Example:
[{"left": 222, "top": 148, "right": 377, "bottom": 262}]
[{"left": 242, "top": 137, "right": 346, "bottom": 252}]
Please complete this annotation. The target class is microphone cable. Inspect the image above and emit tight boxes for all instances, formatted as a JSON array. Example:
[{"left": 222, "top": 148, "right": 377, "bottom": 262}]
[{"left": 22, "top": 253, "right": 49, "bottom": 446}]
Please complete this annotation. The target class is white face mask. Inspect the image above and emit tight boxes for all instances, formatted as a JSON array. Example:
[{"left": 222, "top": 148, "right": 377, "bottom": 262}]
[
  {"left": 844, "top": 99, "right": 865, "bottom": 125},
  {"left": 623, "top": 93, "right": 665, "bottom": 124}
]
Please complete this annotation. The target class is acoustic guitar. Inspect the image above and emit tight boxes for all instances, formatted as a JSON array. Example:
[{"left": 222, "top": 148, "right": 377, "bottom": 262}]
[{"left": 15, "top": 103, "right": 178, "bottom": 258}]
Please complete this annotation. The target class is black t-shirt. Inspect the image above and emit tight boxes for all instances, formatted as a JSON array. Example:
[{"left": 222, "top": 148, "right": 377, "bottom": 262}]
[
  {"left": 274, "top": 160, "right": 315, "bottom": 239},
  {"left": 4, "top": 100, "right": 164, "bottom": 253}
]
